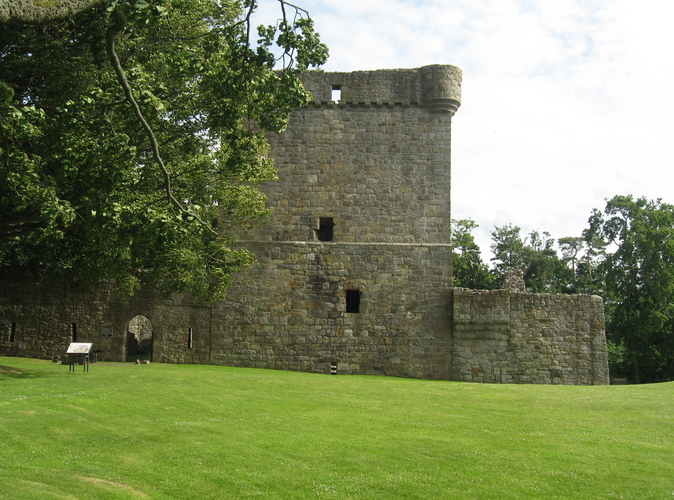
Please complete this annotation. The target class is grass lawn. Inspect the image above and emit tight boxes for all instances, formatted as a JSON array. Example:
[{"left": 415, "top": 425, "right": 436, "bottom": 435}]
[{"left": 0, "top": 357, "right": 672, "bottom": 499}]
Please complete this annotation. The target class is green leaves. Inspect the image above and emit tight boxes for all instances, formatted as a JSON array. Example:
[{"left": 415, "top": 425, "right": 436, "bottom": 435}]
[
  {"left": 489, "top": 225, "right": 574, "bottom": 293},
  {"left": 0, "top": 0, "right": 327, "bottom": 301},
  {"left": 105, "top": 0, "right": 169, "bottom": 25},
  {"left": 591, "top": 195, "right": 674, "bottom": 382},
  {"left": 451, "top": 219, "right": 498, "bottom": 289}
]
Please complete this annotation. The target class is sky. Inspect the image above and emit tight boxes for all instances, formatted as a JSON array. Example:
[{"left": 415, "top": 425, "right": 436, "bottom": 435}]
[{"left": 261, "top": 0, "right": 674, "bottom": 258}]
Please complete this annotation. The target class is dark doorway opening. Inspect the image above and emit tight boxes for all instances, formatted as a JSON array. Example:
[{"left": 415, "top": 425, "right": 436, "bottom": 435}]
[{"left": 127, "top": 315, "right": 153, "bottom": 362}]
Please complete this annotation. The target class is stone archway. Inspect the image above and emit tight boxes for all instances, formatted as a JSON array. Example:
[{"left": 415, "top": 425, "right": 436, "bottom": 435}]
[{"left": 126, "top": 314, "right": 153, "bottom": 362}]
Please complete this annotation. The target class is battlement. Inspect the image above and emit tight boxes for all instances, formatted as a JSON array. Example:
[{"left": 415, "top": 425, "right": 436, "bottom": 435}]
[{"left": 301, "top": 64, "right": 462, "bottom": 114}]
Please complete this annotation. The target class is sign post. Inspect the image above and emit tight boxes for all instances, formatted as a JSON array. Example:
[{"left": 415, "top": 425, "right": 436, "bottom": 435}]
[{"left": 66, "top": 343, "right": 93, "bottom": 372}]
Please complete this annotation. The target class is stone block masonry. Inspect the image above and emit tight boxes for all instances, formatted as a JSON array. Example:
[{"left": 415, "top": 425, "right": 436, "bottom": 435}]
[
  {"left": 219, "top": 66, "right": 458, "bottom": 378},
  {"left": 0, "top": 64, "right": 609, "bottom": 384},
  {"left": 452, "top": 289, "right": 609, "bottom": 384},
  {"left": 208, "top": 241, "right": 453, "bottom": 378},
  {"left": 245, "top": 66, "right": 457, "bottom": 245}
]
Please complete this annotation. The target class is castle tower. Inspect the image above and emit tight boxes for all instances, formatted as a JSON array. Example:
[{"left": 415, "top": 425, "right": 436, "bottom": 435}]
[
  {"left": 0, "top": 64, "right": 608, "bottom": 384},
  {"left": 208, "top": 65, "right": 462, "bottom": 378}
]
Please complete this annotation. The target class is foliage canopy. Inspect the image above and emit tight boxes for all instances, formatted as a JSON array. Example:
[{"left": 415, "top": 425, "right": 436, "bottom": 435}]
[
  {"left": 589, "top": 195, "right": 674, "bottom": 382},
  {"left": 0, "top": 0, "right": 328, "bottom": 301}
]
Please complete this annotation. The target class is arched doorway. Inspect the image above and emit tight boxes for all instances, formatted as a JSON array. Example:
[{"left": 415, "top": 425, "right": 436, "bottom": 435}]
[{"left": 126, "top": 315, "right": 153, "bottom": 362}]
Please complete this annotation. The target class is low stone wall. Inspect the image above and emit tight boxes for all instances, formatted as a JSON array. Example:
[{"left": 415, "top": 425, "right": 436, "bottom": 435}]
[
  {"left": 0, "top": 280, "right": 211, "bottom": 364},
  {"left": 451, "top": 288, "right": 609, "bottom": 384}
]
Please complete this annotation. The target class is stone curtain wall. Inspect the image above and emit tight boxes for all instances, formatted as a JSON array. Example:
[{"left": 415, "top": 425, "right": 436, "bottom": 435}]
[
  {"left": 452, "top": 288, "right": 610, "bottom": 384},
  {"left": 0, "top": 64, "right": 611, "bottom": 385},
  {"left": 0, "top": 280, "right": 610, "bottom": 384},
  {"left": 0, "top": 281, "right": 119, "bottom": 360},
  {"left": 0, "top": 280, "right": 212, "bottom": 364}
]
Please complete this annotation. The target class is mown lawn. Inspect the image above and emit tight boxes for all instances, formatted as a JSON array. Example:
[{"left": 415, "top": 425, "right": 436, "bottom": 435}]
[{"left": 0, "top": 356, "right": 672, "bottom": 499}]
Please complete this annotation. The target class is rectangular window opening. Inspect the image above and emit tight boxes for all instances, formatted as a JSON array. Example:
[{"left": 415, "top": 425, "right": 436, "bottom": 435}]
[
  {"left": 346, "top": 289, "right": 361, "bottom": 314},
  {"left": 71, "top": 323, "right": 78, "bottom": 342},
  {"left": 331, "top": 84, "right": 342, "bottom": 102},
  {"left": 9, "top": 322, "right": 16, "bottom": 343},
  {"left": 316, "top": 217, "right": 334, "bottom": 242}
]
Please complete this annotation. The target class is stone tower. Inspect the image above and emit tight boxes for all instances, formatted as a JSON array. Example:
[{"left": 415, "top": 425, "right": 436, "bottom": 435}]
[{"left": 206, "top": 65, "right": 463, "bottom": 377}]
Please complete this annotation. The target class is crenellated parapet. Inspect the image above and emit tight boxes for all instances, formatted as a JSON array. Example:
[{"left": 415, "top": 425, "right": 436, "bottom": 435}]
[{"left": 300, "top": 64, "right": 462, "bottom": 115}]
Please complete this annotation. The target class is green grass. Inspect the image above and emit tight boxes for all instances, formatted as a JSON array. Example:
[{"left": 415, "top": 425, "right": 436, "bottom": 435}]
[{"left": 1, "top": 357, "right": 672, "bottom": 499}]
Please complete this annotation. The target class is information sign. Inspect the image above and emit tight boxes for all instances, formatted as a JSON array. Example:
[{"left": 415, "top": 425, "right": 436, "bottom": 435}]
[
  {"left": 66, "top": 343, "right": 93, "bottom": 372},
  {"left": 66, "top": 343, "right": 93, "bottom": 354}
]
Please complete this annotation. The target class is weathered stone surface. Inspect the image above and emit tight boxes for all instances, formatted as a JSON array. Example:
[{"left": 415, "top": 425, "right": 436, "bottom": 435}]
[
  {"left": 451, "top": 289, "right": 609, "bottom": 384},
  {"left": 0, "top": 65, "right": 609, "bottom": 384}
]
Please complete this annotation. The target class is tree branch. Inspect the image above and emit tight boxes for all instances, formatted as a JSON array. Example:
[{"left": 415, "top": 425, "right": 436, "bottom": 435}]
[{"left": 105, "top": 7, "right": 216, "bottom": 235}]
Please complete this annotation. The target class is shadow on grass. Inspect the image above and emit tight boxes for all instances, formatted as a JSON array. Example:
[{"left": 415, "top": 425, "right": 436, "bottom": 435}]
[{"left": 0, "top": 365, "right": 54, "bottom": 379}]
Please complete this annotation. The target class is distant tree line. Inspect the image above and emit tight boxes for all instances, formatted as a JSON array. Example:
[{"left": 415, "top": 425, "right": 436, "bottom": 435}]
[{"left": 452, "top": 195, "right": 674, "bottom": 384}]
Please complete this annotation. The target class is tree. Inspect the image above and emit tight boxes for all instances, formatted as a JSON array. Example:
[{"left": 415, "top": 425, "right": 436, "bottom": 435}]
[
  {"left": 0, "top": 0, "right": 104, "bottom": 23},
  {"left": 580, "top": 229, "right": 608, "bottom": 289},
  {"left": 490, "top": 224, "right": 526, "bottom": 275},
  {"left": 0, "top": 0, "right": 328, "bottom": 301},
  {"left": 523, "top": 229, "right": 573, "bottom": 293},
  {"left": 589, "top": 195, "right": 674, "bottom": 382},
  {"left": 490, "top": 225, "right": 572, "bottom": 293},
  {"left": 558, "top": 231, "right": 607, "bottom": 294},
  {"left": 451, "top": 219, "right": 497, "bottom": 289},
  {"left": 558, "top": 236, "right": 583, "bottom": 277}
]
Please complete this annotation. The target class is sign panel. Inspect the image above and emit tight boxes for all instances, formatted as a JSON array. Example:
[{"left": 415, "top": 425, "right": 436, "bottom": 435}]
[{"left": 66, "top": 343, "right": 93, "bottom": 354}]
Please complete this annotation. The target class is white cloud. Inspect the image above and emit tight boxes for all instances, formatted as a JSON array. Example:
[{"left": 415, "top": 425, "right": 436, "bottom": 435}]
[{"left": 292, "top": 0, "right": 674, "bottom": 257}]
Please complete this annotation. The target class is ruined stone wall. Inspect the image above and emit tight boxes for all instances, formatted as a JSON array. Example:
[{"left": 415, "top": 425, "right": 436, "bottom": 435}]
[
  {"left": 0, "top": 64, "right": 611, "bottom": 385},
  {"left": 0, "top": 280, "right": 212, "bottom": 364},
  {"left": 0, "top": 280, "right": 118, "bottom": 360},
  {"left": 0, "top": 279, "right": 610, "bottom": 384},
  {"left": 451, "top": 288, "right": 610, "bottom": 384}
]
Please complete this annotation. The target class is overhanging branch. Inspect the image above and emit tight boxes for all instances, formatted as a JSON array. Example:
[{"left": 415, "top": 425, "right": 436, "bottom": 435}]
[{"left": 105, "top": 7, "right": 216, "bottom": 235}]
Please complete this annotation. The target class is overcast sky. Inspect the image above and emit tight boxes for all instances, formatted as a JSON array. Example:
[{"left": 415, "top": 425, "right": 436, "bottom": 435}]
[{"left": 263, "top": 0, "right": 674, "bottom": 258}]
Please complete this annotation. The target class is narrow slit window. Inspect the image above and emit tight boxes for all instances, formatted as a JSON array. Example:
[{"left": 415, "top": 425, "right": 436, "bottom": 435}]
[
  {"left": 331, "top": 84, "right": 342, "bottom": 102},
  {"left": 71, "top": 323, "right": 78, "bottom": 342},
  {"left": 316, "top": 217, "right": 334, "bottom": 241},
  {"left": 188, "top": 328, "right": 193, "bottom": 349},
  {"left": 346, "top": 289, "right": 361, "bottom": 314},
  {"left": 9, "top": 322, "right": 16, "bottom": 343}
]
